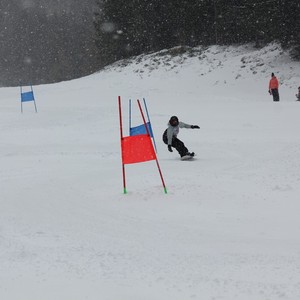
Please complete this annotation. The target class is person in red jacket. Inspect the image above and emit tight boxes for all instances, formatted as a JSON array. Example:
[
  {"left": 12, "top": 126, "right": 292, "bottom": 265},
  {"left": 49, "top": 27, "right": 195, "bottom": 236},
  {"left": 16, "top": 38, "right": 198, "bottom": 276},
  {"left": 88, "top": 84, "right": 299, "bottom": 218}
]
[{"left": 268, "top": 72, "right": 280, "bottom": 101}]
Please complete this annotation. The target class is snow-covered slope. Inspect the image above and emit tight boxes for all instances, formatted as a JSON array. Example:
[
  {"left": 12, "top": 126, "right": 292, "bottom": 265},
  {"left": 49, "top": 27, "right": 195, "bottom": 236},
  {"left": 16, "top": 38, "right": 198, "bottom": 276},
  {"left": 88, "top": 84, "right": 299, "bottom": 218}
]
[{"left": 1, "top": 43, "right": 300, "bottom": 300}]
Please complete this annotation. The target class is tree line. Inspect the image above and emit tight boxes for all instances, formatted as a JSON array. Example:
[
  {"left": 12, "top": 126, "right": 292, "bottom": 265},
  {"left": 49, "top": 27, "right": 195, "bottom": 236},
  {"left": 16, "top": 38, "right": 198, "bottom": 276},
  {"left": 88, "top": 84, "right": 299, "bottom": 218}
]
[
  {"left": 1, "top": 0, "right": 299, "bottom": 86},
  {"left": 94, "top": 0, "right": 300, "bottom": 67}
]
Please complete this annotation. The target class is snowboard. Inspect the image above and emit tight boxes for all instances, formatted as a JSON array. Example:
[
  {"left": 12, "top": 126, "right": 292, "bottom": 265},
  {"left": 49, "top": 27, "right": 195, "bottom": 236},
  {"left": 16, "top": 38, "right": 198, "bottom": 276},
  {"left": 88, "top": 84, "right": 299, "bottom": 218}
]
[{"left": 180, "top": 153, "right": 195, "bottom": 161}]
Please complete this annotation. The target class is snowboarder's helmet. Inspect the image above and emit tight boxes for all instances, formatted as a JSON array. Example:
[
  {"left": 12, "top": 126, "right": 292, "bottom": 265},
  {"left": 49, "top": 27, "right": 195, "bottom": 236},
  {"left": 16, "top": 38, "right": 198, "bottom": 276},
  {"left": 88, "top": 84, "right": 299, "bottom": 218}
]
[{"left": 169, "top": 116, "right": 179, "bottom": 126}]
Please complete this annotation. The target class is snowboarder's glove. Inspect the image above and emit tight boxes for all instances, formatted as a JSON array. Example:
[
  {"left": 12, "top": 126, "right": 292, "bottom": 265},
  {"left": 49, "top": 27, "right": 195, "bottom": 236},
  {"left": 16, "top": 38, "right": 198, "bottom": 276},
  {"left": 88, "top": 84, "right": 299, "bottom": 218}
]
[
  {"left": 268, "top": 90, "right": 272, "bottom": 95},
  {"left": 168, "top": 145, "right": 173, "bottom": 152},
  {"left": 191, "top": 125, "right": 200, "bottom": 129}
]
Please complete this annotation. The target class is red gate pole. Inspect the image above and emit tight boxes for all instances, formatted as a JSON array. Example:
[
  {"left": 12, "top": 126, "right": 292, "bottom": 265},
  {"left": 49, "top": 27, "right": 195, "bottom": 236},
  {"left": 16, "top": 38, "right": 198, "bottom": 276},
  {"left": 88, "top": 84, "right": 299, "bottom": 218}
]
[
  {"left": 137, "top": 99, "right": 167, "bottom": 194},
  {"left": 118, "top": 96, "right": 127, "bottom": 194}
]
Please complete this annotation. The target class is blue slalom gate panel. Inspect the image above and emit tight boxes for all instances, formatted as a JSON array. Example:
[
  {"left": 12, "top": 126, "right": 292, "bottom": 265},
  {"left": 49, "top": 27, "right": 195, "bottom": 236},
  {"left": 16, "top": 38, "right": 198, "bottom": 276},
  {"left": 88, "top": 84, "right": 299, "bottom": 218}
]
[
  {"left": 20, "top": 85, "right": 38, "bottom": 113},
  {"left": 21, "top": 91, "right": 35, "bottom": 102},
  {"left": 130, "top": 121, "right": 154, "bottom": 137}
]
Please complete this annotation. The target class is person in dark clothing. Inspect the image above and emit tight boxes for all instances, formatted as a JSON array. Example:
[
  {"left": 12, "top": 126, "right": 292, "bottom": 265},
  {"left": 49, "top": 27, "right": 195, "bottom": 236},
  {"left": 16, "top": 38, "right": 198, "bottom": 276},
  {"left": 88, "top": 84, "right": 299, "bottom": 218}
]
[
  {"left": 162, "top": 116, "right": 200, "bottom": 159},
  {"left": 269, "top": 72, "right": 280, "bottom": 101},
  {"left": 296, "top": 87, "right": 300, "bottom": 101}
]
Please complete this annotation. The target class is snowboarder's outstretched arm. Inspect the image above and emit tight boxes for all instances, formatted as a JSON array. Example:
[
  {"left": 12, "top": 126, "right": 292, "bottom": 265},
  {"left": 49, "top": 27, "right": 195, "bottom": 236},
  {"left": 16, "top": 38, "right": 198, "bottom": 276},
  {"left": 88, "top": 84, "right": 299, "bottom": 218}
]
[{"left": 179, "top": 122, "right": 200, "bottom": 129}]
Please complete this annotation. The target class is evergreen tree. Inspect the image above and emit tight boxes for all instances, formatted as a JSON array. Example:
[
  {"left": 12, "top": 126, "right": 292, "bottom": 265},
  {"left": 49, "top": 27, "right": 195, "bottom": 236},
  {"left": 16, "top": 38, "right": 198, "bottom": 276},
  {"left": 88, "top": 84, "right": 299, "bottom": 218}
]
[
  {"left": 279, "top": 0, "right": 300, "bottom": 57},
  {"left": 94, "top": 0, "right": 300, "bottom": 62}
]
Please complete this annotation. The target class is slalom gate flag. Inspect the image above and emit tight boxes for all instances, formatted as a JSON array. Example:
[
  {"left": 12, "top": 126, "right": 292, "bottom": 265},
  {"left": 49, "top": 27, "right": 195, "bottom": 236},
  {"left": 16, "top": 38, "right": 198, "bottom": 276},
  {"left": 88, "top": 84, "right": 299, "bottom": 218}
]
[
  {"left": 118, "top": 96, "right": 167, "bottom": 194},
  {"left": 129, "top": 121, "right": 154, "bottom": 137},
  {"left": 21, "top": 91, "right": 34, "bottom": 102},
  {"left": 129, "top": 98, "right": 157, "bottom": 152},
  {"left": 121, "top": 134, "right": 156, "bottom": 164},
  {"left": 20, "top": 85, "right": 38, "bottom": 113}
]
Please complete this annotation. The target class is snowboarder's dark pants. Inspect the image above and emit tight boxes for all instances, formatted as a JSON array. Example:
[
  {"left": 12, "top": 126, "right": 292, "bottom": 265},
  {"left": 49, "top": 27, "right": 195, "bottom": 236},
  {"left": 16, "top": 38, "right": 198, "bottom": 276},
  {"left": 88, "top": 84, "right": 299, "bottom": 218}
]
[
  {"left": 271, "top": 89, "right": 280, "bottom": 101},
  {"left": 163, "top": 130, "right": 188, "bottom": 157}
]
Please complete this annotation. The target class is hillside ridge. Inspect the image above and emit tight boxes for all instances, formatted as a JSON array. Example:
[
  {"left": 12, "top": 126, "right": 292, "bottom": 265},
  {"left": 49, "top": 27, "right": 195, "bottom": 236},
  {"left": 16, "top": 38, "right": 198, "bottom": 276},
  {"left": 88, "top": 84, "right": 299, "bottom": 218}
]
[{"left": 102, "top": 43, "right": 299, "bottom": 89}]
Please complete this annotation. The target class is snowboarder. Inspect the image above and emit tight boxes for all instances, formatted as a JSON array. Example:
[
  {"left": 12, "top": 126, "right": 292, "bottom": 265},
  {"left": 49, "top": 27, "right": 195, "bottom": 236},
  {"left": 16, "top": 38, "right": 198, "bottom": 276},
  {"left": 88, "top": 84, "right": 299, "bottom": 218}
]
[
  {"left": 296, "top": 87, "right": 300, "bottom": 101},
  {"left": 162, "top": 116, "right": 200, "bottom": 160},
  {"left": 268, "top": 72, "right": 280, "bottom": 101}
]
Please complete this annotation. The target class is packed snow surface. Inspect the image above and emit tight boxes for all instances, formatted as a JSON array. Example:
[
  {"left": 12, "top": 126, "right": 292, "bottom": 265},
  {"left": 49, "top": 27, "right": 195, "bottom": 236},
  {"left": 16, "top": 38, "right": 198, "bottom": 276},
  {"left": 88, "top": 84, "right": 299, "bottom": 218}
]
[{"left": 1, "top": 43, "right": 300, "bottom": 299}]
